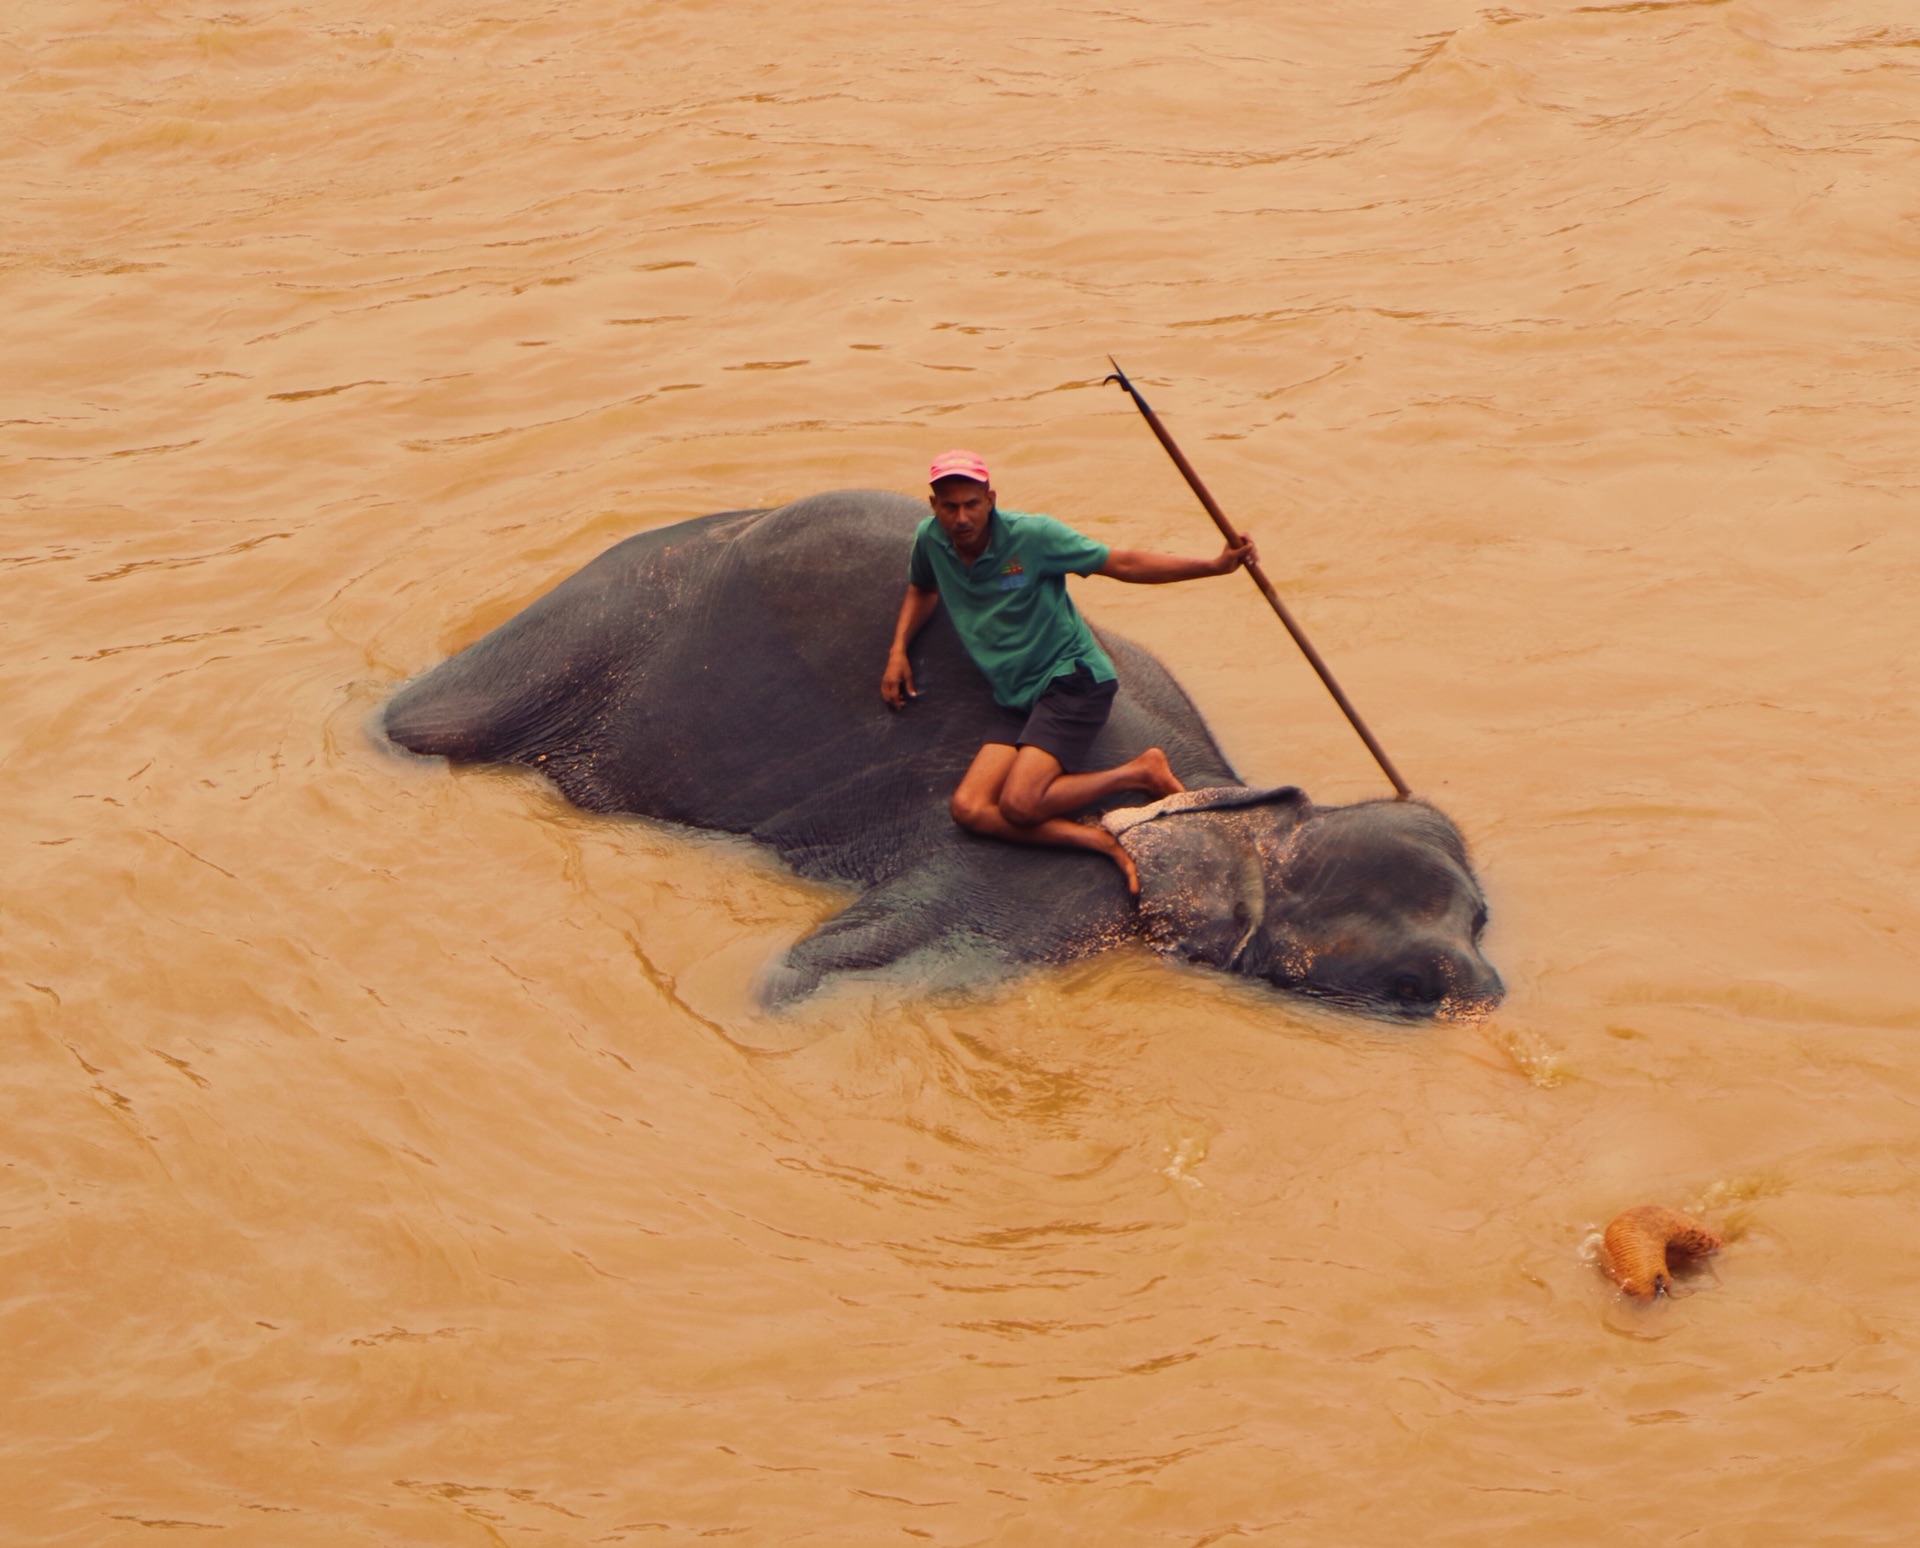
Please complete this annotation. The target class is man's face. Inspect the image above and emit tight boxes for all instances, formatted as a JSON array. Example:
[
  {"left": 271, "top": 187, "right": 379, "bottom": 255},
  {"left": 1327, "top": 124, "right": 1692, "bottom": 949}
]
[{"left": 930, "top": 477, "right": 995, "bottom": 551}]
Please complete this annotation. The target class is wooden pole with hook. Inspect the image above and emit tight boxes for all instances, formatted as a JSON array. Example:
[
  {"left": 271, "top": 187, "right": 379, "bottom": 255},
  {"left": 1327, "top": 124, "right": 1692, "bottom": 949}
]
[{"left": 1104, "top": 358, "right": 1412, "bottom": 799}]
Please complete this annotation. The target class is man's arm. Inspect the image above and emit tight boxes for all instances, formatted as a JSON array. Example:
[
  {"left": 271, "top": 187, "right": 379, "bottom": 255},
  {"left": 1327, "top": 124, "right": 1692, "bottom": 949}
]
[
  {"left": 1097, "top": 534, "right": 1256, "bottom": 584},
  {"left": 882, "top": 584, "right": 940, "bottom": 708}
]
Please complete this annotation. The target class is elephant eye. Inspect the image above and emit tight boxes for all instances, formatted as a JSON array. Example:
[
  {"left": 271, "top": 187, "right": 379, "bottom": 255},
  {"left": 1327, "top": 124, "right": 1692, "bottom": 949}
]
[
  {"left": 1470, "top": 905, "right": 1488, "bottom": 941},
  {"left": 1392, "top": 972, "right": 1436, "bottom": 1004}
]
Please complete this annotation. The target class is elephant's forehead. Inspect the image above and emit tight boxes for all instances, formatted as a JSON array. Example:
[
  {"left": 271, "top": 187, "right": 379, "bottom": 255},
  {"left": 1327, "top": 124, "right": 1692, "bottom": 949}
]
[{"left": 1286, "top": 823, "right": 1477, "bottom": 916}]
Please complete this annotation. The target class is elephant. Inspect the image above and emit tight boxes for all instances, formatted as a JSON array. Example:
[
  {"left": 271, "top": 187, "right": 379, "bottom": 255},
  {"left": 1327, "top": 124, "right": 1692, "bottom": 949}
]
[{"left": 382, "top": 490, "right": 1503, "bottom": 1017}]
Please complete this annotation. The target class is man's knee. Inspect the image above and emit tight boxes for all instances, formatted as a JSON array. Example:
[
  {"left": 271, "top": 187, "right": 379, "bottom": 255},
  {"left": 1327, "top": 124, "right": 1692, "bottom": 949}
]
[
  {"left": 950, "top": 789, "right": 996, "bottom": 832},
  {"left": 998, "top": 783, "right": 1047, "bottom": 827}
]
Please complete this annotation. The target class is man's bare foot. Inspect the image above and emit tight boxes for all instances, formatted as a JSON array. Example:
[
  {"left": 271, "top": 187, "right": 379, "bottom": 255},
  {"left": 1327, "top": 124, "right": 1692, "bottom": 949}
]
[
  {"left": 1135, "top": 746, "right": 1184, "bottom": 800},
  {"left": 1087, "top": 824, "right": 1140, "bottom": 896}
]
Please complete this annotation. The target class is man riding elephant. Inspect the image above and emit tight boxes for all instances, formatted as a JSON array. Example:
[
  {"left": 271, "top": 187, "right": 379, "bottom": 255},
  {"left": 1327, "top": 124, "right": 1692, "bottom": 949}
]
[
  {"left": 381, "top": 483, "right": 1502, "bottom": 1015},
  {"left": 883, "top": 450, "right": 1254, "bottom": 894}
]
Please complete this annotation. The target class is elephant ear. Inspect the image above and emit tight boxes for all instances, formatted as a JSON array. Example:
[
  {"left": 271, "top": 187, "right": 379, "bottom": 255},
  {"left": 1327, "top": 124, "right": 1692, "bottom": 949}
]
[
  {"left": 1104, "top": 787, "right": 1309, "bottom": 972},
  {"left": 1101, "top": 784, "right": 1307, "bottom": 837}
]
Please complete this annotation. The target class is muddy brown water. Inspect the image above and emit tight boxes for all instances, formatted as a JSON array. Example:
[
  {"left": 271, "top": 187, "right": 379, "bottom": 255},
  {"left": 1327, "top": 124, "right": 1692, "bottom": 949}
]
[{"left": 5, "top": 1, "right": 1919, "bottom": 1542}]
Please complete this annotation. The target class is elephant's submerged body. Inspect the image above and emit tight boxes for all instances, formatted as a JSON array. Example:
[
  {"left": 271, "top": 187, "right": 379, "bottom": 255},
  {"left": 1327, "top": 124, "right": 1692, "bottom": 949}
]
[{"left": 384, "top": 490, "right": 1502, "bottom": 1015}]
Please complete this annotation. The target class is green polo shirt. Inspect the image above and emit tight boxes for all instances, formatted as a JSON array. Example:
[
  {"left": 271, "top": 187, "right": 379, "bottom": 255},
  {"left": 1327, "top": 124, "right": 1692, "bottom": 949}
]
[{"left": 908, "top": 508, "right": 1118, "bottom": 711}]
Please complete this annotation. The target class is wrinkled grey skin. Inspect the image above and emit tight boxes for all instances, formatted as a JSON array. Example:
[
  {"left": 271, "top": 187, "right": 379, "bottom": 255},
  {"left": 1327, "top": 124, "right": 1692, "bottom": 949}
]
[{"left": 383, "top": 490, "right": 1503, "bottom": 1017}]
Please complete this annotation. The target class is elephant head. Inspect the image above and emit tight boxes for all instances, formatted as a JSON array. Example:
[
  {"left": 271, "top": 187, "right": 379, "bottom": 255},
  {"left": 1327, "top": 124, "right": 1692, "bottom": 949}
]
[{"left": 1106, "top": 787, "right": 1503, "bottom": 1019}]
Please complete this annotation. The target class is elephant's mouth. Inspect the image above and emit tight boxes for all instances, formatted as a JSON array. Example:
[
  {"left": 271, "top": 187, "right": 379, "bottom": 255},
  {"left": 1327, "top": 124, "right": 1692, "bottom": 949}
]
[
  {"left": 1284, "top": 981, "right": 1501, "bottom": 1022},
  {"left": 1260, "top": 952, "right": 1505, "bottom": 1022}
]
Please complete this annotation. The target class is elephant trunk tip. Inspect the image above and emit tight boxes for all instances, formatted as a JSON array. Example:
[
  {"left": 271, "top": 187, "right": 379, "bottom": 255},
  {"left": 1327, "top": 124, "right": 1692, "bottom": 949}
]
[{"left": 1439, "top": 966, "right": 1505, "bottom": 1020}]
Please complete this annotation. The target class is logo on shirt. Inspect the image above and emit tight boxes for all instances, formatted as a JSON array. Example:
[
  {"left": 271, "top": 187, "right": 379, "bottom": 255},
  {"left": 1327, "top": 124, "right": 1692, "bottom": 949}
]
[{"left": 997, "top": 558, "right": 1030, "bottom": 591}]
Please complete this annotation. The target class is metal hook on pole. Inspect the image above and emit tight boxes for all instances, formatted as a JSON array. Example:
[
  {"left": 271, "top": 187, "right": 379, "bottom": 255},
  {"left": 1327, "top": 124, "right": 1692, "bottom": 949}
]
[{"left": 1104, "top": 358, "right": 1411, "bottom": 800}]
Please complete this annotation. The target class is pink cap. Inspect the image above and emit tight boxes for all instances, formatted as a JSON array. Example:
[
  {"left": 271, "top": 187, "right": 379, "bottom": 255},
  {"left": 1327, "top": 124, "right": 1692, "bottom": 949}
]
[{"left": 928, "top": 449, "right": 991, "bottom": 487}]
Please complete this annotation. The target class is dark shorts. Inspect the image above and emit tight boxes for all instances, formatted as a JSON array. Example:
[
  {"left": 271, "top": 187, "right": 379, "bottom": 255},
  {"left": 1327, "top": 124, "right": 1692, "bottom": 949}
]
[{"left": 996, "top": 664, "right": 1118, "bottom": 772}]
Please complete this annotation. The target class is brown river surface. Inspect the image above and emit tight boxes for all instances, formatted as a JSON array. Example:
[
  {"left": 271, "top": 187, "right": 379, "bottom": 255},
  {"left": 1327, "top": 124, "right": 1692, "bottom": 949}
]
[{"left": 6, "top": 1, "right": 1920, "bottom": 1541}]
